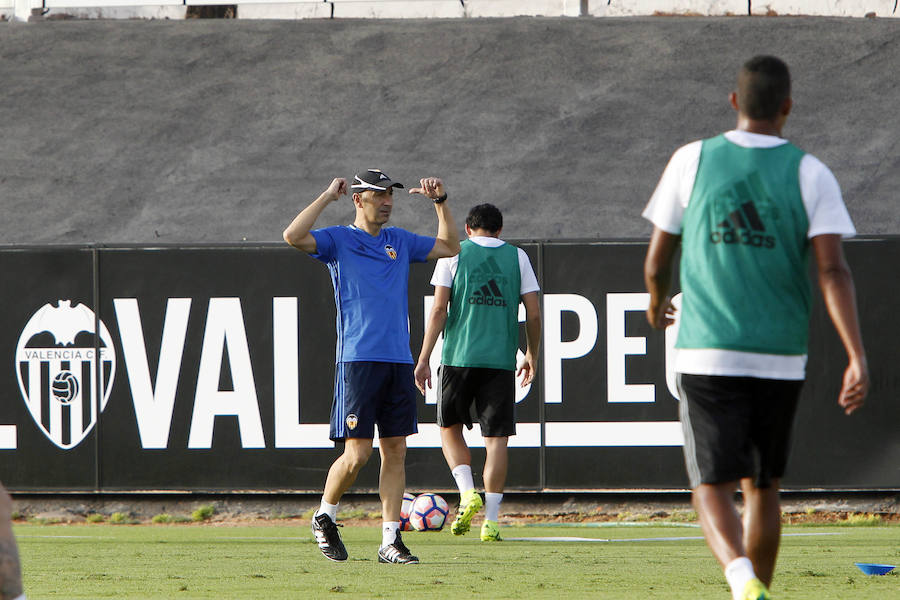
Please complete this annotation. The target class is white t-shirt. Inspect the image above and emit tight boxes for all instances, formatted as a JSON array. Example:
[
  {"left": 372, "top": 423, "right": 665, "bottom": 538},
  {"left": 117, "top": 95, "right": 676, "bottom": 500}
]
[
  {"left": 642, "top": 130, "right": 856, "bottom": 379},
  {"left": 431, "top": 236, "right": 540, "bottom": 295}
]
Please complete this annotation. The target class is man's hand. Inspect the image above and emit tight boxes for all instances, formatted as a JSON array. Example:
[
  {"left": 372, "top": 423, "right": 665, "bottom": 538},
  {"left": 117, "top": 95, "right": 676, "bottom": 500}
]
[
  {"left": 283, "top": 177, "right": 348, "bottom": 253},
  {"left": 324, "top": 178, "right": 348, "bottom": 202},
  {"left": 409, "top": 177, "right": 445, "bottom": 200},
  {"left": 516, "top": 353, "right": 537, "bottom": 387},
  {"left": 646, "top": 296, "right": 677, "bottom": 329},
  {"left": 416, "top": 176, "right": 458, "bottom": 260},
  {"left": 414, "top": 360, "right": 432, "bottom": 395},
  {"left": 838, "top": 357, "right": 869, "bottom": 415},
  {"left": 644, "top": 228, "right": 680, "bottom": 329}
]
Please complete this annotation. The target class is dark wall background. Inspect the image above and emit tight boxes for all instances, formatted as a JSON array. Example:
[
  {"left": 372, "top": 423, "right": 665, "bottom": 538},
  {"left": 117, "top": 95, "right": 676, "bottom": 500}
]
[
  {"left": 0, "top": 239, "right": 896, "bottom": 493},
  {"left": 0, "top": 17, "right": 898, "bottom": 245},
  {"left": 1, "top": 16, "right": 896, "bottom": 491}
]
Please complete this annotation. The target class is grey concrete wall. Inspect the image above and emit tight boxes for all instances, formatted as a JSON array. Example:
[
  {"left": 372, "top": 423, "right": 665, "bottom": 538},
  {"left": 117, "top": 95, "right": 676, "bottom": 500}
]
[{"left": 0, "top": 17, "right": 897, "bottom": 244}]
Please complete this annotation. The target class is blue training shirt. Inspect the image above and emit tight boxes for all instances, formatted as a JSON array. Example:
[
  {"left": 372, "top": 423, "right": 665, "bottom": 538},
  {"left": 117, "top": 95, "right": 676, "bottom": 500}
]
[{"left": 310, "top": 225, "right": 435, "bottom": 363}]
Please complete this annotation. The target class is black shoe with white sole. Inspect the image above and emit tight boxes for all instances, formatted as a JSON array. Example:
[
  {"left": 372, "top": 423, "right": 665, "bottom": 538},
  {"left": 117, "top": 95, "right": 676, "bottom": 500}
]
[
  {"left": 311, "top": 512, "right": 348, "bottom": 562},
  {"left": 377, "top": 531, "right": 419, "bottom": 564}
]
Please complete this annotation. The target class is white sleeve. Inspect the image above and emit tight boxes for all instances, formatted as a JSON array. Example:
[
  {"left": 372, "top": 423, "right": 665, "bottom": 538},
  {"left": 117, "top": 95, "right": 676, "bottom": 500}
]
[
  {"left": 800, "top": 154, "right": 856, "bottom": 239},
  {"left": 517, "top": 248, "right": 540, "bottom": 295},
  {"left": 641, "top": 141, "right": 702, "bottom": 235},
  {"left": 430, "top": 256, "right": 455, "bottom": 288}
]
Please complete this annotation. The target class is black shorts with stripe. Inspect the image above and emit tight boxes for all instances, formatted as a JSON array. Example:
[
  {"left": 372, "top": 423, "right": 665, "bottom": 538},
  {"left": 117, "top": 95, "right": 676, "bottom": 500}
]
[
  {"left": 676, "top": 373, "right": 803, "bottom": 489},
  {"left": 330, "top": 361, "right": 418, "bottom": 442},
  {"left": 437, "top": 365, "right": 516, "bottom": 437}
]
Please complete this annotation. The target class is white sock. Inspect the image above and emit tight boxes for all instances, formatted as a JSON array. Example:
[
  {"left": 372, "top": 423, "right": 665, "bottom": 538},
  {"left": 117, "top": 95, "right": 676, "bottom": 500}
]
[
  {"left": 381, "top": 521, "right": 400, "bottom": 547},
  {"left": 316, "top": 499, "right": 338, "bottom": 521},
  {"left": 725, "top": 556, "right": 757, "bottom": 600},
  {"left": 451, "top": 464, "right": 475, "bottom": 495},
  {"left": 484, "top": 492, "right": 503, "bottom": 522}
]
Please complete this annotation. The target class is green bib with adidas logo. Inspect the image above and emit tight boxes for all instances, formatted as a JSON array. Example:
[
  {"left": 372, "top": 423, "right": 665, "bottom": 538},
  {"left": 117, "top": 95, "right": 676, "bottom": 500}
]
[
  {"left": 442, "top": 240, "right": 521, "bottom": 370},
  {"left": 677, "top": 134, "right": 811, "bottom": 355}
]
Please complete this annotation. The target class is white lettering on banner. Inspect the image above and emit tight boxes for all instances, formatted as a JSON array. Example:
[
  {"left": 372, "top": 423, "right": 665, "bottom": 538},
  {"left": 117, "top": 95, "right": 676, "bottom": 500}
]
[
  {"left": 606, "top": 293, "right": 654, "bottom": 403},
  {"left": 114, "top": 298, "right": 191, "bottom": 449},
  {"left": 22, "top": 349, "right": 99, "bottom": 360},
  {"left": 421, "top": 296, "right": 532, "bottom": 406},
  {"left": 406, "top": 423, "right": 542, "bottom": 448},
  {"left": 14, "top": 290, "right": 681, "bottom": 453},
  {"left": 187, "top": 298, "right": 265, "bottom": 449},
  {"left": 405, "top": 422, "right": 682, "bottom": 448},
  {"left": 514, "top": 302, "right": 532, "bottom": 403},
  {"left": 0, "top": 426, "right": 15, "bottom": 450},
  {"left": 544, "top": 422, "right": 684, "bottom": 446},
  {"left": 543, "top": 294, "right": 597, "bottom": 404},
  {"left": 422, "top": 295, "right": 441, "bottom": 406},
  {"left": 665, "top": 293, "right": 682, "bottom": 400},
  {"left": 273, "top": 297, "right": 309, "bottom": 448}
]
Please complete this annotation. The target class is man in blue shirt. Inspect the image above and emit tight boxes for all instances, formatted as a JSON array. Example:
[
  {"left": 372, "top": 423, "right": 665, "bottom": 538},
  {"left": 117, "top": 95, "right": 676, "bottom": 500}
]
[{"left": 283, "top": 169, "right": 459, "bottom": 564}]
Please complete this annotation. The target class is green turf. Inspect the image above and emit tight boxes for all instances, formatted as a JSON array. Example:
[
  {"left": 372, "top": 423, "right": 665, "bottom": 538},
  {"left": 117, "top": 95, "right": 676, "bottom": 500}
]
[{"left": 15, "top": 522, "right": 899, "bottom": 599}]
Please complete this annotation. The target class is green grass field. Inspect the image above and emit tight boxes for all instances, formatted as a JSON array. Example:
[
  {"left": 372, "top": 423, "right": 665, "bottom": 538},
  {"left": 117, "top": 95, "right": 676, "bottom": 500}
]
[{"left": 16, "top": 521, "right": 899, "bottom": 599}]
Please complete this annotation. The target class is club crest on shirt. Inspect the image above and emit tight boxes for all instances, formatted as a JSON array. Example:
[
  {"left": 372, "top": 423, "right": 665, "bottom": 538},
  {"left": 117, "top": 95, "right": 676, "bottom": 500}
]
[
  {"left": 346, "top": 414, "right": 359, "bottom": 430},
  {"left": 384, "top": 244, "right": 398, "bottom": 260}
]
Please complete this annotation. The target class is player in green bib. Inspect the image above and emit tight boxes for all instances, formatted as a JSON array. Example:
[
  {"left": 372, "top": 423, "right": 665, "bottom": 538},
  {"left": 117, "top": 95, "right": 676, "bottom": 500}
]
[
  {"left": 642, "top": 56, "right": 868, "bottom": 600},
  {"left": 416, "top": 204, "right": 541, "bottom": 542}
]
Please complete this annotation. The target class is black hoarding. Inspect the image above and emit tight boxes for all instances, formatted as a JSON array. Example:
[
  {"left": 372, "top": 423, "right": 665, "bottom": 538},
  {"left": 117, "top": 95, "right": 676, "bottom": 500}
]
[
  {"left": 541, "top": 242, "right": 687, "bottom": 489},
  {"left": 0, "top": 249, "right": 99, "bottom": 489},
  {"left": 0, "top": 239, "right": 896, "bottom": 492}
]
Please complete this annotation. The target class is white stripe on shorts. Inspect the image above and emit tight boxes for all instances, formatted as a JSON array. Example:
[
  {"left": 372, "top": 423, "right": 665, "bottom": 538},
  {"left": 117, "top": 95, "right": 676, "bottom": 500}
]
[
  {"left": 676, "top": 373, "right": 702, "bottom": 489},
  {"left": 435, "top": 365, "right": 444, "bottom": 423}
]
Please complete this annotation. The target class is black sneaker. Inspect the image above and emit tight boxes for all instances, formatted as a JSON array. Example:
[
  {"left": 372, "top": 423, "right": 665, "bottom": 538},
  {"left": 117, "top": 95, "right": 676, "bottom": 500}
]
[
  {"left": 378, "top": 531, "right": 419, "bottom": 564},
  {"left": 311, "top": 512, "right": 348, "bottom": 562}
]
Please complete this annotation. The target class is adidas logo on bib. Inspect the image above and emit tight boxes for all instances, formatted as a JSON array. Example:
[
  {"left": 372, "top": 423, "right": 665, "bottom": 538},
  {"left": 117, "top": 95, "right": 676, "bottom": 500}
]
[
  {"left": 468, "top": 279, "right": 507, "bottom": 307},
  {"left": 709, "top": 200, "right": 776, "bottom": 249}
]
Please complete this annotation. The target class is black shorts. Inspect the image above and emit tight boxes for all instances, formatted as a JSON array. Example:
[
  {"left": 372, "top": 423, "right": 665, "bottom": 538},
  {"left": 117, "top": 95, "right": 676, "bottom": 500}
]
[
  {"left": 329, "top": 362, "right": 418, "bottom": 442},
  {"left": 437, "top": 365, "right": 516, "bottom": 437},
  {"left": 676, "top": 373, "right": 803, "bottom": 489}
]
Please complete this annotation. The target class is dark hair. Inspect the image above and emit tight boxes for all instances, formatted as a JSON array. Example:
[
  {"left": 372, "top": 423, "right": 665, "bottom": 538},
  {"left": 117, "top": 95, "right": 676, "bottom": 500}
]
[
  {"left": 466, "top": 203, "right": 503, "bottom": 233},
  {"left": 737, "top": 55, "right": 791, "bottom": 120}
]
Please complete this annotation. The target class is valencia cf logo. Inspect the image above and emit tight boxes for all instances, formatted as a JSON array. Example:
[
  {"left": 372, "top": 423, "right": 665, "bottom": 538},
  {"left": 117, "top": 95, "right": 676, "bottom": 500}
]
[
  {"left": 346, "top": 414, "right": 359, "bottom": 430},
  {"left": 15, "top": 300, "right": 116, "bottom": 450},
  {"left": 384, "top": 244, "right": 398, "bottom": 260}
]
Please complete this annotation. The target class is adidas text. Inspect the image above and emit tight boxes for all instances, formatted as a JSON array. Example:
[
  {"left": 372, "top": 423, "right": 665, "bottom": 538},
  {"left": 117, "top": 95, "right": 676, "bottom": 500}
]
[
  {"left": 709, "top": 229, "right": 775, "bottom": 249},
  {"left": 468, "top": 296, "right": 507, "bottom": 307}
]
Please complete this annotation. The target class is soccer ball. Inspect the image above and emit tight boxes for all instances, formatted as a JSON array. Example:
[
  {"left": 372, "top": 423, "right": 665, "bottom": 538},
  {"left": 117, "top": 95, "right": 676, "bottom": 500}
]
[
  {"left": 409, "top": 493, "right": 449, "bottom": 532},
  {"left": 51, "top": 371, "right": 79, "bottom": 405},
  {"left": 399, "top": 492, "right": 416, "bottom": 531}
]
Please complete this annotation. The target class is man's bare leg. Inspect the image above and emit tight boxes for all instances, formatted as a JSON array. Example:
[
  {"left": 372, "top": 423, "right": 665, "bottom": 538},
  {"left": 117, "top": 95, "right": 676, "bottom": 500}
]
[
  {"left": 693, "top": 482, "right": 746, "bottom": 565},
  {"left": 741, "top": 477, "right": 782, "bottom": 587},
  {"left": 374, "top": 436, "right": 418, "bottom": 563},
  {"left": 694, "top": 482, "right": 769, "bottom": 599},
  {"left": 378, "top": 436, "right": 407, "bottom": 522},
  {"left": 440, "top": 424, "right": 470, "bottom": 471},
  {"left": 482, "top": 436, "right": 508, "bottom": 494},
  {"left": 322, "top": 438, "right": 374, "bottom": 504},
  {"left": 480, "top": 436, "right": 509, "bottom": 541}
]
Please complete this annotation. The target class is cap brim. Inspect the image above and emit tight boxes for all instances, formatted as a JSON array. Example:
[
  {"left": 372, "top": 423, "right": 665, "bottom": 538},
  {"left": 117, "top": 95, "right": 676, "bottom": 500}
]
[{"left": 351, "top": 180, "right": 404, "bottom": 191}]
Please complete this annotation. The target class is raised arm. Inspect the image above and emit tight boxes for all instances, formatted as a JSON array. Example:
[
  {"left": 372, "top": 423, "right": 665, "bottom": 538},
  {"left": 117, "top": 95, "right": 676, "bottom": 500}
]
[
  {"left": 812, "top": 234, "right": 869, "bottom": 415},
  {"left": 414, "top": 284, "right": 451, "bottom": 394},
  {"left": 282, "top": 178, "right": 347, "bottom": 253},
  {"left": 644, "top": 227, "right": 681, "bottom": 329},
  {"left": 517, "top": 291, "right": 542, "bottom": 387},
  {"left": 408, "top": 177, "right": 460, "bottom": 260}
]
